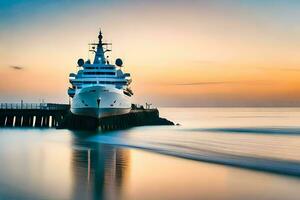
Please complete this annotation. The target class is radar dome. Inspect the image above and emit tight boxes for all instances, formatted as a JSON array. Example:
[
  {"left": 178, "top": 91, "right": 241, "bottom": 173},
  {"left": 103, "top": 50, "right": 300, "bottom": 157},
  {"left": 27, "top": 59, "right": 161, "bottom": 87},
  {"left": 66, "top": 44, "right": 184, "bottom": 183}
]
[
  {"left": 115, "top": 58, "right": 123, "bottom": 67},
  {"left": 77, "top": 58, "right": 84, "bottom": 66}
]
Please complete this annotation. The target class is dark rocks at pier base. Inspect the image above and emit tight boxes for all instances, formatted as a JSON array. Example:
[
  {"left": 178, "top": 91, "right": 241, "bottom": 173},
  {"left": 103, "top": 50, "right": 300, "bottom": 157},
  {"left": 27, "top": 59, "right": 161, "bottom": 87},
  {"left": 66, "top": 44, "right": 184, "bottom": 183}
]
[{"left": 58, "top": 108, "right": 174, "bottom": 130}]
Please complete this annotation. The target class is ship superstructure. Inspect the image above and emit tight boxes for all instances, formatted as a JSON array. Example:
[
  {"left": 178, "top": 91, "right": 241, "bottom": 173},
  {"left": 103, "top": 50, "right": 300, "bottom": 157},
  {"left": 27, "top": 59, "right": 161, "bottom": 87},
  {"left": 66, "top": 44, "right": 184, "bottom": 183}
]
[{"left": 68, "top": 30, "right": 133, "bottom": 118}]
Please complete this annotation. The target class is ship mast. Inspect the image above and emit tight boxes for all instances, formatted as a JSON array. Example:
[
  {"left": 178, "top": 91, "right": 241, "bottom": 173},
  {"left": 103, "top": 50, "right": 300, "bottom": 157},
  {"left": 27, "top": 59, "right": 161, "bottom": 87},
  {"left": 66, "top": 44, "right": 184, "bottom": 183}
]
[
  {"left": 93, "top": 30, "right": 106, "bottom": 64},
  {"left": 90, "top": 30, "right": 112, "bottom": 65}
]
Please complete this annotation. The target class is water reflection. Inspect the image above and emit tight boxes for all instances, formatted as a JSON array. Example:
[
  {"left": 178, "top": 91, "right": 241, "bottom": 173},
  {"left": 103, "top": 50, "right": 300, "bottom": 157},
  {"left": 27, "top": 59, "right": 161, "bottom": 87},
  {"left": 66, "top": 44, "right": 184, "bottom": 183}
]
[
  {"left": 2, "top": 108, "right": 300, "bottom": 200},
  {"left": 71, "top": 132, "right": 130, "bottom": 200}
]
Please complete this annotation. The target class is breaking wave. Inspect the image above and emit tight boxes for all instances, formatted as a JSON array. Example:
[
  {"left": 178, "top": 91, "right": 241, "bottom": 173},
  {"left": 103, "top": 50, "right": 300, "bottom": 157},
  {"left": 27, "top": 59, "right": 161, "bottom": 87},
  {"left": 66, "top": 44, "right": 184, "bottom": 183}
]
[{"left": 88, "top": 126, "right": 300, "bottom": 177}]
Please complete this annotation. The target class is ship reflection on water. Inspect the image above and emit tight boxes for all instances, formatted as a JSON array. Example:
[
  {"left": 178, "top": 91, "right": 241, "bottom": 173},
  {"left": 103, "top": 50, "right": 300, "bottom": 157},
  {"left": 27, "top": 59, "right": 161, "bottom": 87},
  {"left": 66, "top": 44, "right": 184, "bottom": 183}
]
[
  {"left": 0, "top": 129, "right": 131, "bottom": 200},
  {"left": 71, "top": 133, "right": 130, "bottom": 200}
]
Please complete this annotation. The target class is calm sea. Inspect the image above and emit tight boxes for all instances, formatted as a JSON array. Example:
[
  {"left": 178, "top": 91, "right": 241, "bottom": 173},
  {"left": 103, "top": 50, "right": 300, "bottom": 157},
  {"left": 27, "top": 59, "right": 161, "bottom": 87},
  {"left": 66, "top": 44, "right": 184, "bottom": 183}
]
[{"left": 0, "top": 107, "right": 300, "bottom": 200}]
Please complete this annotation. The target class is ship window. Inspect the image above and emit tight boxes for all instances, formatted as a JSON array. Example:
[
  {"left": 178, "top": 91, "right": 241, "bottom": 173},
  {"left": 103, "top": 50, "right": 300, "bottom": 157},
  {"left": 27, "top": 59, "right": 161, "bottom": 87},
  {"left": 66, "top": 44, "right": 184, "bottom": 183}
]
[
  {"left": 98, "top": 81, "right": 127, "bottom": 84},
  {"left": 73, "top": 80, "right": 97, "bottom": 84},
  {"left": 83, "top": 72, "right": 116, "bottom": 75},
  {"left": 84, "top": 66, "right": 115, "bottom": 70},
  {"left": 101, "top": 67, "right": 115, "bottom": 70},
  {"left": 99, "top": 81, "right": 116, "bottom": 84},
  {"left": 85, "top": 81, "right": 97, "bottom": 84}
]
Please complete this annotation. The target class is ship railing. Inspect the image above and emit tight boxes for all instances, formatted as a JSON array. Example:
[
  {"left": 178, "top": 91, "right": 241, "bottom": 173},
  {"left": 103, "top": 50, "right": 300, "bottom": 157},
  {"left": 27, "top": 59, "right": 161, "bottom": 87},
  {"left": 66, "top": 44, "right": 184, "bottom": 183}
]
[{"left": 0, "top": 103, "right": 70, "bottom": 110}]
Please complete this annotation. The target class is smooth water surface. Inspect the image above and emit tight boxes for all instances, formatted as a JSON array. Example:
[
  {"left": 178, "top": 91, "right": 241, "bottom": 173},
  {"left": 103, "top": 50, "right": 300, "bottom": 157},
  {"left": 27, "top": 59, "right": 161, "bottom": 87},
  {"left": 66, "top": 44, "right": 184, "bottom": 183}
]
[{"left": 0, "top": 107, "right": 300, "bottom": 200}]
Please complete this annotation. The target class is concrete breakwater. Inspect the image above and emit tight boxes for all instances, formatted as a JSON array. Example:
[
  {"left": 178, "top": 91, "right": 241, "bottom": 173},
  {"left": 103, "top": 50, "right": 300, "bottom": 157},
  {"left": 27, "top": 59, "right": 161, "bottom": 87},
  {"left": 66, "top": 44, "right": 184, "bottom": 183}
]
[{"left": 0, "top": 103, "right": 174, "bottom": 130}]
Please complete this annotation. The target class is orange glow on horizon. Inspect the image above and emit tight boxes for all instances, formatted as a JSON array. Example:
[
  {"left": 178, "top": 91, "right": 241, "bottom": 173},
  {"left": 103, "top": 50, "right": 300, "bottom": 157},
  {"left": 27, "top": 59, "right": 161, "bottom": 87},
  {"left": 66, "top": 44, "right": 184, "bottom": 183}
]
[{"left": 1, "top": 1, "right": 300, "bottom": 106}]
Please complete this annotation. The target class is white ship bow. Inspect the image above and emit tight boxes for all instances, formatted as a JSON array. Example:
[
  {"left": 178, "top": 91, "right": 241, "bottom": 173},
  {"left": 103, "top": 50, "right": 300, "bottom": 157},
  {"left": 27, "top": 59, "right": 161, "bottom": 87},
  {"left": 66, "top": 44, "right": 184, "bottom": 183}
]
[{"left": 68, "top": 30, "right": 133, "bottom": 119}]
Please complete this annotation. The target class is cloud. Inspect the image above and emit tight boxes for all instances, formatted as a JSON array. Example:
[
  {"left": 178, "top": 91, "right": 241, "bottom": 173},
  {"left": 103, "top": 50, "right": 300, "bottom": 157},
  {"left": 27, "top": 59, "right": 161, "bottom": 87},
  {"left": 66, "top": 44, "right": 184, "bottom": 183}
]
[
  {"left": 9, "top": 65, "right": 24, "bottom": 70},
  {"left": 174, "top": 81, "right": 233, "bottom": 86},
  {"left": 257, "top": 67, "right": 300, "bottom": 72},
  {"left": 172, "top": 80, "right": 273, "bottom": 86},
  {"left": 278, "top": 68, "right": 300, "bottom": 72}
]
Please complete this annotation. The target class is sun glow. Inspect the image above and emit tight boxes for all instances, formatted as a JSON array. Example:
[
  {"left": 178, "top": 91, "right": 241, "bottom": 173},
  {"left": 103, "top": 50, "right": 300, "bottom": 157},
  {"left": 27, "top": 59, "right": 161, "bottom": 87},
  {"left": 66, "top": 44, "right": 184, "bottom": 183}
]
[{"left": 1, "top": 1, "right": 300, "bottom": 106}]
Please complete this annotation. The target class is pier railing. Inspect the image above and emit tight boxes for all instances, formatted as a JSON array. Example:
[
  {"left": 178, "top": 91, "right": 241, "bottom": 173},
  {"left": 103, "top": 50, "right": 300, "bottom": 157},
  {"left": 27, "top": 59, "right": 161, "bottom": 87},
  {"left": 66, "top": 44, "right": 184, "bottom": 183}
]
[{"left": 0, "top": 103, "right": 70, "bottom": 110}]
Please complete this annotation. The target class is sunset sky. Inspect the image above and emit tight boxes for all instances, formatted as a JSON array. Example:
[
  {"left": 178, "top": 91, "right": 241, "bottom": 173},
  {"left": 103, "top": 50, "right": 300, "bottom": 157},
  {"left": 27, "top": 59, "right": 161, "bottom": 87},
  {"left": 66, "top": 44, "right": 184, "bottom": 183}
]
[{"left": 1, "top": 0, "right": 300, "bottom": 106}]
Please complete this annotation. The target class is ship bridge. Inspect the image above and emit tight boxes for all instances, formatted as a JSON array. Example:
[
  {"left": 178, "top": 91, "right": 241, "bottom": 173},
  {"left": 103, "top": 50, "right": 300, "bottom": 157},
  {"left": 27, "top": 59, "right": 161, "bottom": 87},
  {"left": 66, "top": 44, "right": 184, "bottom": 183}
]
[{"left": 68, "top": 30, "right": 133, "bottom": 98}]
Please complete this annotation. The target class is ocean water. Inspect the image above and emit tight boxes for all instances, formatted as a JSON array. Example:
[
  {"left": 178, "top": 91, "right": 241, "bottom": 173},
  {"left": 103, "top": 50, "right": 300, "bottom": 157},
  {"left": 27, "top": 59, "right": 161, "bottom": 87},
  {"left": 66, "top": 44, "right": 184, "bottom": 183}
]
[
  {"left": 0, "top": 107, "right": 300, "bottom": 200},
  {"left": 91, "top": 107, "right": 300, "bottom": 176}
]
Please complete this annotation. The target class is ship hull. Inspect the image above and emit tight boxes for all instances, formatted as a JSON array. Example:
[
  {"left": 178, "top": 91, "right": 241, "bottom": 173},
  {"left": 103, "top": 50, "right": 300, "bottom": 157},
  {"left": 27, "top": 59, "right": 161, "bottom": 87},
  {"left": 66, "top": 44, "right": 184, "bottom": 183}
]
[{"left": 71, "top": 85, "right": 131, "bottom": 119}]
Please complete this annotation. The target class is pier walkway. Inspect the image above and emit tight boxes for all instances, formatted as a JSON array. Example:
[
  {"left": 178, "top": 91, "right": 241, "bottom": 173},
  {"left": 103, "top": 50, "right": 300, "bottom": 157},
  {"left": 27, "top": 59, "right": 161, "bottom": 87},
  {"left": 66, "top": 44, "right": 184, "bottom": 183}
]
[
  {"left": 0, "top": 103, "right": 173, "bottom": 130},
  {"left": 0, "top": 103, "right": 69, "bottom": 128}
]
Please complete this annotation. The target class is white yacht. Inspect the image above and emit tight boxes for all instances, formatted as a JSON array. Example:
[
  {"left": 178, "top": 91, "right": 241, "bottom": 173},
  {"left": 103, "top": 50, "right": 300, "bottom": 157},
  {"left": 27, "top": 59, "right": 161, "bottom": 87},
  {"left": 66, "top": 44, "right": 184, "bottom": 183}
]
[{"left": 68, "top": 30, "right": 133, "bottom": 118}]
